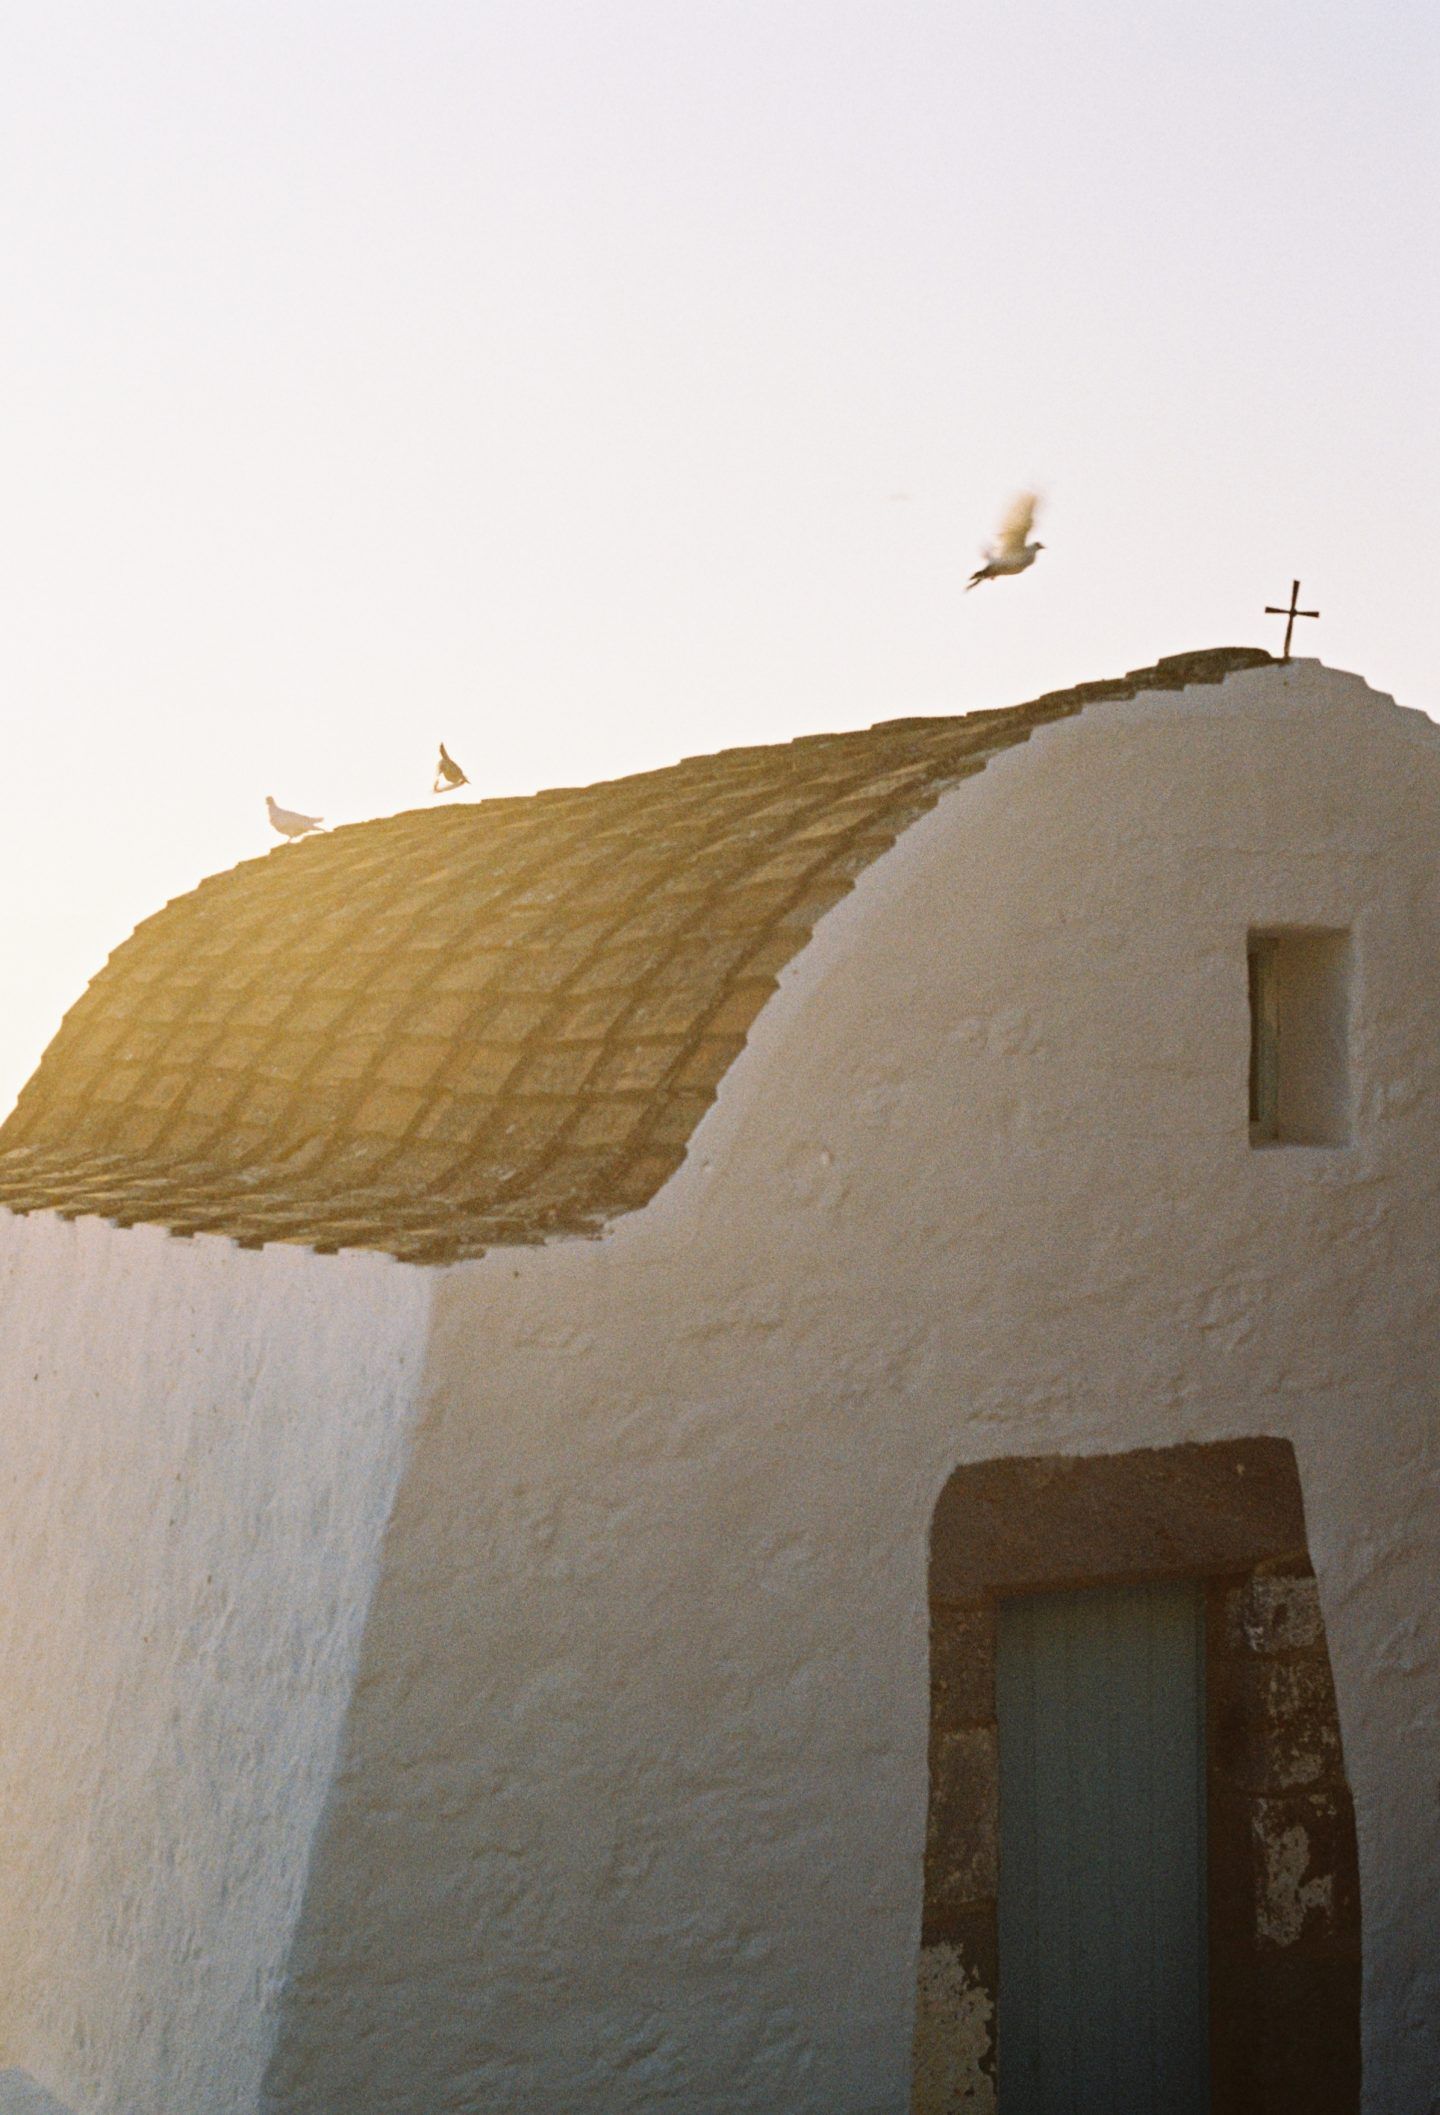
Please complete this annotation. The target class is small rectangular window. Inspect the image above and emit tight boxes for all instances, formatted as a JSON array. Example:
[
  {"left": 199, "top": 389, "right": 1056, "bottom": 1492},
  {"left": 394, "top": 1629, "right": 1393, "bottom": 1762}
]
[{"left": 1247, "top": 929, "right": 1352, "bottom": 1147}]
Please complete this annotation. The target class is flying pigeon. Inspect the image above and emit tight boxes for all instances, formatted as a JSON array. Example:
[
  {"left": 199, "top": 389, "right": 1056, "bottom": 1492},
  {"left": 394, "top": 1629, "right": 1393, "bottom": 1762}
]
[
  {"left": 266, "top": 795, "right": 324, "bottom": 840},
  {"left": 433, "top": 742, "right": 469, "bottom": 794},
  {"left": 966, "top": 492, "right": 1043, "bottom": 590}
]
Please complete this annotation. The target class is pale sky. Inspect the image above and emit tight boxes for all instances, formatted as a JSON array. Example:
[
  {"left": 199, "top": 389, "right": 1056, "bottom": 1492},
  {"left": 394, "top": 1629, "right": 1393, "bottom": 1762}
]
[{"left": 1, "top": 1, "right": 1437, "bottom": 1113}]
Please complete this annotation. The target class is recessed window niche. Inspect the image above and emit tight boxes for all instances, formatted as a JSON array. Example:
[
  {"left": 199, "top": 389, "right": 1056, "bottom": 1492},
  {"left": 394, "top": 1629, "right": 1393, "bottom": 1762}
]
[{"left": 1247, "top": 928, "right": 1352, "bottom": 1147}]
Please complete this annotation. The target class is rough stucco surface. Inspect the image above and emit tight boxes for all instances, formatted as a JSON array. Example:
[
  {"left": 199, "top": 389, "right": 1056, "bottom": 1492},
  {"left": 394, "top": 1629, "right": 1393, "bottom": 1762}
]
[
  {"left": 0, "top": 2073, "right": 74, "bottom": 2115},
  {"left": 266, "top": 662, "right": 1439, "bottom": 2115},
  {"left": 0, "top": 1214, "right": 431, "bottom": 2115}
]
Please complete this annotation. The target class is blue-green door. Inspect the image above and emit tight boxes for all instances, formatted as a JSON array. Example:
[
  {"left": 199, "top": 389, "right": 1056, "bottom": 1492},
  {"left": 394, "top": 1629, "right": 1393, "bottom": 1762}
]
[{"left": 997, "top": 1582, "right": 1208, "bottom": 2113}]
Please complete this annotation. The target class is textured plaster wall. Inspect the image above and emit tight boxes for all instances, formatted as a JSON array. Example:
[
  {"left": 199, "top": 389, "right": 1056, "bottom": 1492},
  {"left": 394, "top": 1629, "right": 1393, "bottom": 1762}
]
[
  {"left": 0, "top": 1214, "right": 431, "bottom": 2115},
  {"left": 0, "top": 2071, "right": 74, "bottom": 2115},
  {"left": 267, "top": 661, "right": 1440, "bottom": 2115}
]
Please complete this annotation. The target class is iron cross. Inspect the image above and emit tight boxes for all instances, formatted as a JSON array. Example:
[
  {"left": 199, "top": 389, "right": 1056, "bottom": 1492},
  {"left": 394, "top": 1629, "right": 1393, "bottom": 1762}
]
[{"left": 1264, "top": 579, "right": 1319, "bottom": 662}]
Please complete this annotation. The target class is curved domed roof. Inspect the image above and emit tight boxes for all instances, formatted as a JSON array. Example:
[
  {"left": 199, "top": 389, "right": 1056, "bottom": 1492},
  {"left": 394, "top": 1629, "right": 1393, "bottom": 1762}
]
[{"left": 0, "top": 650, "right": 1269, "bottom": 1263}]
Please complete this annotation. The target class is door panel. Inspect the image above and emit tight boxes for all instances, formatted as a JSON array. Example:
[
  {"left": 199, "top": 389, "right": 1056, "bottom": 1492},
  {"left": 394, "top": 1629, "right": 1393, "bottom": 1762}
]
[{"left": 997, "top": 1582, "right": 1208, "bottom": 2114}]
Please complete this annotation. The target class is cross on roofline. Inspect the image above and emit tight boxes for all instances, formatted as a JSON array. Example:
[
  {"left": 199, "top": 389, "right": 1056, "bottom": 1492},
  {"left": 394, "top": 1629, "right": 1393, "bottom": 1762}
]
[{"left": 1264, "top": 579, "right": 1319, "bottom": 662}]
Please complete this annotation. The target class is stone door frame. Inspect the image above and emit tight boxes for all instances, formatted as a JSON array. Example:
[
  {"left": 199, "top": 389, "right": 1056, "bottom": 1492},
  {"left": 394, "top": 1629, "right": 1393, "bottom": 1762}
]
[{"left": 914, "top": 1438, "right": 1361, "bottom": 2114}]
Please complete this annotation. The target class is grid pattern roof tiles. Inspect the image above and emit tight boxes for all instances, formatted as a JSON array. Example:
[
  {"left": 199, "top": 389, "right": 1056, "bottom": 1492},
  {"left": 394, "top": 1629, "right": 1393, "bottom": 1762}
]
[{"left": 0, "top": 649, "right": 1270, "bottom": 1264}]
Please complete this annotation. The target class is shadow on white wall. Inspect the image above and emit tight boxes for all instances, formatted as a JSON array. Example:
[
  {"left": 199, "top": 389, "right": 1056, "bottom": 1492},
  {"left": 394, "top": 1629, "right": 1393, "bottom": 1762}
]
[{"left": 0, "top": 2072, "right": 72, "bottom": 2115}]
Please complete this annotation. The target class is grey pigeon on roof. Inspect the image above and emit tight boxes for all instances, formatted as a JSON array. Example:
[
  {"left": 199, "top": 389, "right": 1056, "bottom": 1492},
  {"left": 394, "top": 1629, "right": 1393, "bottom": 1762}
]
[
  {"left": 433, "top": 742, "right": 469, "bottom": 794},
  {"left": 966, "top": 491, "right": 1044, "bottom": 590},
  {"left": 266, "top": 795, "right": 324, "bottom": 840}
]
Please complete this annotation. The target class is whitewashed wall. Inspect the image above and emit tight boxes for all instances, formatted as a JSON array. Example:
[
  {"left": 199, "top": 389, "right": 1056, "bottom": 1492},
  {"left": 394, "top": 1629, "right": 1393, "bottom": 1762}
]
[
  {"left": 268, "top": 662, "right": 1440, "bottom": 2115},
  {"left": 0, "top": 2069, "right": 74, "bottom": 2115},
  {"left": 0, "top": 1214, "right": 431, "bottom": 2115}
]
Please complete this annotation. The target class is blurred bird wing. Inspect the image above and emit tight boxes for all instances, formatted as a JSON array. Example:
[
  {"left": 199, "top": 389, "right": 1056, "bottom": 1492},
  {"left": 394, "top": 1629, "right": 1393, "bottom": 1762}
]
[{"left": 993, "top": 491, "right": 1039, "bottom": 558}]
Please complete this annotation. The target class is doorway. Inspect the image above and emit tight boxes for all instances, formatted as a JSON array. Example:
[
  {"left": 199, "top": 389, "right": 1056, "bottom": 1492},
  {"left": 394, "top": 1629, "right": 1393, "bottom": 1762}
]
[
  {"left": 912, "top": 1440, "right": 1360, "bottom": 2114},
  {"left": 997, "top": 1582, "right": 1208, "bottom": 2112}
]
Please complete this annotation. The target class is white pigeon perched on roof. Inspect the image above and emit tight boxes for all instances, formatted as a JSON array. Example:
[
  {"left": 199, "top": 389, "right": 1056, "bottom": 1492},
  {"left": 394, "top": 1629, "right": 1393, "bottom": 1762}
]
[
  {"left": 433, "top": 741, "right": 469, "bottom": 793},
  {"left": 266, "top": 794, "right": 324, "bottom": 840},
  {"left": 966, "top": 491, "right": 1043, "bottom": 590}
]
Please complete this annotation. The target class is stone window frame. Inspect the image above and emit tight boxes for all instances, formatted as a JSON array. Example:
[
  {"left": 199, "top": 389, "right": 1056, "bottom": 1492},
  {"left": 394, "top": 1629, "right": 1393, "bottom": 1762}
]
[{"left": 914, "top": 1439, "right": 1361, "bottom": 2114}]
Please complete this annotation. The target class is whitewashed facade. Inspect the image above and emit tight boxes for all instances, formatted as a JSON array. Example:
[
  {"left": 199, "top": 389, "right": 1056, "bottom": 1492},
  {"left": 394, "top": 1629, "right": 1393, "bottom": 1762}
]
[{"left": 0, "top": 655, "right": 1434, "bottom": 2112}]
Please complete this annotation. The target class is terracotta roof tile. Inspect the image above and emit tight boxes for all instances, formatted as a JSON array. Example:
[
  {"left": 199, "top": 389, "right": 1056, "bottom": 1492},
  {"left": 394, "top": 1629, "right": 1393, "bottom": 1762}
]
[
  {"left": 0, "top": 647, "right": 1270, "bottom": 1262},
  {"left": 374, "top": 1041, "right": 454, "bottom": 1091}
]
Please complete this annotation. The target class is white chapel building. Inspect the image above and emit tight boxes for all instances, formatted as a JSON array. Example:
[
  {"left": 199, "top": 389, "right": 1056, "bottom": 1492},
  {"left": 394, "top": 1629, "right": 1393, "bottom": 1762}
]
[{"left": 0, "top": 647, "right": 1434, "bottom": 2115}]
